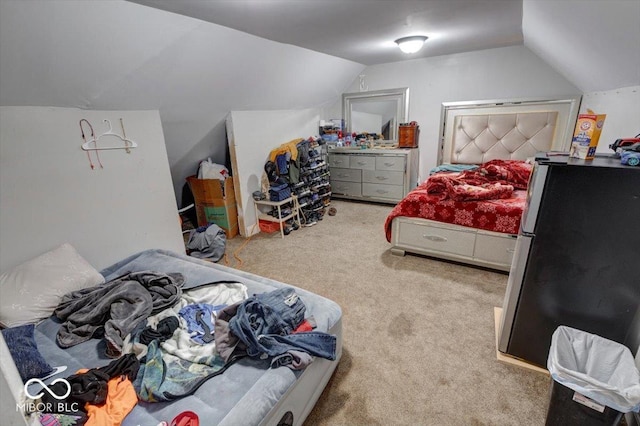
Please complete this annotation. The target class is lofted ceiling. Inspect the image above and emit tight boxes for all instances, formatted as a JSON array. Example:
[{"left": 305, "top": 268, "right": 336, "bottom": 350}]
[
  {"left": 1, "top": 0, "right": 637, "bottom": 203},
  {"left": 129, "top": 0, "right": 640, "bottom": 92},
  {"left": 128, "top": 0, "right": 525, "bottom": 66}
]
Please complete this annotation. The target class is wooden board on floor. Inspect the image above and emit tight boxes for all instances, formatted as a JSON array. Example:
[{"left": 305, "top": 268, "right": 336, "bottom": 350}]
[{"left": 493, "top": 307, "right": 549, "bottom": 375}]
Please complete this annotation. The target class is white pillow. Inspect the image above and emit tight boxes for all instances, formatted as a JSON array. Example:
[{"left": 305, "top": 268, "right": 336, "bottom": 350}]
[{"left": 0, "top": 243, "right": 105, "bottom": 328}]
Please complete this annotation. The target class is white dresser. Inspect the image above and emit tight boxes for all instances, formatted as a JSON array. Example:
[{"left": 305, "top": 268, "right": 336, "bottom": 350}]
[{"left": 328, "top": 148, "right": 418, "bottom": 204}]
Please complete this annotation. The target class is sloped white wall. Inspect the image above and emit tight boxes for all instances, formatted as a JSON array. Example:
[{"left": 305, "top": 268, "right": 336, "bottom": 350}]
[
  {"left": 226, "top": 110, "right": 320, "bottom": 237},
  {"left": 336, "top": 45, "right": 580, "bottom": 180},
  {"left": 0, "top": 107, "right": 185, "bottom": 273},
  {"left": 579, "top": 86, "right": 640, "bottom": 153},
  {"left": 523, "top": 0, "right": 640, "bottom": 93},
  {"left": 0, "top": 0, "right": 365, "bottom": 204}
]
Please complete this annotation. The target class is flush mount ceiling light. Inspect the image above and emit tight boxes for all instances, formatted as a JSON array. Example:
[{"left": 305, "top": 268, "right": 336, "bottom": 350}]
[{"left": 395, "top": 35, "right": 428, "bottom": 54}]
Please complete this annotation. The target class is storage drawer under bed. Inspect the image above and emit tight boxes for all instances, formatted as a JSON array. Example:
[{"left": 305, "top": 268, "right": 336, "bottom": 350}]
[
  {"left": 396, "top": 221, "right": 476, "bottom": 257},
  {"left": 474, "top": 232, "right": 517, "bottom": 266},
  {"left": 391, "top": 217, "right": 517, "bottom": 271}
]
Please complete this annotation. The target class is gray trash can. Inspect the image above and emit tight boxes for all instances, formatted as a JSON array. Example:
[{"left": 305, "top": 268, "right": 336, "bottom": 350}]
[{"left": 545, "top": 326, "right": 640, "bottom": 426}]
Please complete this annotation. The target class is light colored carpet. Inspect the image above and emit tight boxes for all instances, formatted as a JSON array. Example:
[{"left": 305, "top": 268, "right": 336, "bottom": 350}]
[{"left": 224, "top": 199, "right": 551, "bottom": 425}]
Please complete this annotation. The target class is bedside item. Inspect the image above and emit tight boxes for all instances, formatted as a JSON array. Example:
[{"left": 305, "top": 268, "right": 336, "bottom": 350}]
[{"left": 398, "top": 121, "right": 419, "bottom": 148}]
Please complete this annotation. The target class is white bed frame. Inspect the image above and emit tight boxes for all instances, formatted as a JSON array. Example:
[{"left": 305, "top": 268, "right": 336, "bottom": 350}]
[{"left": 390, "top": 96, "right": 581, "bottom": 271}]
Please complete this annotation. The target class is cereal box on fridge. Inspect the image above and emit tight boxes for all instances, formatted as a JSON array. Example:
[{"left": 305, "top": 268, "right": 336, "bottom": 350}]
[{"left": 569, "top": 110, "right": 606, "bottom": 160}]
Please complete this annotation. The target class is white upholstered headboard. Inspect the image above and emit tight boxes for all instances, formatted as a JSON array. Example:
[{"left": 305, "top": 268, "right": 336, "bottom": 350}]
[
  {"left": 448, "top": 111, "right": 558, "bottom": 164},
  {"left": 439, "top": 97, "right": 581, "bottom": 165}
]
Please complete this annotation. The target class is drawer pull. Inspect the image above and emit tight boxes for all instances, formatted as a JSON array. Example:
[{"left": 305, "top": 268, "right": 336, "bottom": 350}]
[
  {"left": 423, "top": 234, "right": 447, "bottom": 242},
  {"left": 506, "top": 248, "right": 515, "bottom": 253},
  {"left": 376, "top": 189, "right": 389, "bottom": 194},
  {"left": 383, "top": 162, "right": 395, "bottom": 167},
  {"left": 356, "top": 161, "right": 367, "bottom": 166},
  {"left": 376, "top": 176, "right": 389, "bottom": 181}
]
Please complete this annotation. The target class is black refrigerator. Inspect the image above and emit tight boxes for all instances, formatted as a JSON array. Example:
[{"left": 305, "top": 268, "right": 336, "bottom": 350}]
[{"left": 498, "top": 153, "right": 640, "bottom": 368}]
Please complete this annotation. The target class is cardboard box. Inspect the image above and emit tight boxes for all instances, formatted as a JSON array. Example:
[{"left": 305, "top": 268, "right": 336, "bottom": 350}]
[
  {"left": 187, "top": 175, "right": 238, "bottom": 238},
  {"left": 195, "top": 201, "right": 238, "bottom": 238},
  {"left": 187, "top": 176, "right": 235, "bottom": 205},
  {"left": 569, "top": 112, "right": 606, "bottom": 160}
]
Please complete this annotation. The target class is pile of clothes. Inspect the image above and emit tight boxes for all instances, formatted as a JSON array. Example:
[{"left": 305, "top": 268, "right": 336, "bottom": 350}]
[{"left": 36, "top": 273, "right": 337, "bottom": 424}]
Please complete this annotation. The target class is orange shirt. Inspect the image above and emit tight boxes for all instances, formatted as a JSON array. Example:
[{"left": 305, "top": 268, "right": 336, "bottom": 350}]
[{"left": 85, "top": 375, "right": 138, "bottom": 426}]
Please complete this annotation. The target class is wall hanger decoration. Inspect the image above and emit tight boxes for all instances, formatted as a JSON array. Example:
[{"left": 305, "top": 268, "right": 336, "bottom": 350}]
[
  {"left": 79, "top": 118, "right": 103, "bottom": 170},
  {"left": 81, "top": 118, "right": 138, "bottom": 152}
]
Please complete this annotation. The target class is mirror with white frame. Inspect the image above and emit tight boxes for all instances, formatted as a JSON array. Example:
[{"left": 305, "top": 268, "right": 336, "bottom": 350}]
[{"left": 342, "top": 87, "right": 409, "bottom": 142}]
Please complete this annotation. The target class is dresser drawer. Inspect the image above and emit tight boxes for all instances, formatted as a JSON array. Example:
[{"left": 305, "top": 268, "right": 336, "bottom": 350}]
[
  {"left": 328, "top": 154, "right": 349, "bottom": 168},
  {"left": 362, "top": 170, "right": 404, "bottom": 186},
  {"left": 474, "top": 232, "right": 517, "bottom": 266},
  {"left": 331, "top": 167, "right": 361, "bottom": 183},
  {"left": 375, "top": 156, "right": 405, "bottom": 172},
  {"left": 349, "top": 155, "right": 376, "bottom": 170},
  {"left": 396, "top": 221, "right": 476, "bottom": 256},
  {"left": 332, "top": 181, "right": 361, "bottom": 197},
  {"left": 362, "top": 183, "right": 404, "bottom": 201}
]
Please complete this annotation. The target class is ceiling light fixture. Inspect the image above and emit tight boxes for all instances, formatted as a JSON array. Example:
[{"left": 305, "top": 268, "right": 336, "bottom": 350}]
[{"left": 395, "top": 36, "right": 428, "bottom": 54}]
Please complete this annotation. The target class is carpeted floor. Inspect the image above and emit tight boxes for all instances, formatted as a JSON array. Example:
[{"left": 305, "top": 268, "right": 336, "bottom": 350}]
[{"left": 224, "top": 199, "right": 551, "bottom": 425}]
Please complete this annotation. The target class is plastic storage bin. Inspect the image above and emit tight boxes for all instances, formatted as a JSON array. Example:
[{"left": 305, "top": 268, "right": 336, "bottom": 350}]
[{"left": 545, "top": 326, "right": 640, "bottom": 426}]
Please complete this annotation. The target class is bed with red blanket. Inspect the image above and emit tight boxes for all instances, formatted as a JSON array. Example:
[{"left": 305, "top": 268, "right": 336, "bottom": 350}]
[
  {"left": 385, "top": 160, "right": 532, "bottom": 239},
  {"left": 386, "top": 160, "right": 533, "bottom": 271},
  {"left": 385, "top": 105, "right": 573, "bottom": 271}
]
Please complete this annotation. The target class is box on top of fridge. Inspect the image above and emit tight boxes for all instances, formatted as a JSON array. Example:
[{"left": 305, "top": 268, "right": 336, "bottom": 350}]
[{"left": 569, "top": 110, "right": 606, "bottom": 160}]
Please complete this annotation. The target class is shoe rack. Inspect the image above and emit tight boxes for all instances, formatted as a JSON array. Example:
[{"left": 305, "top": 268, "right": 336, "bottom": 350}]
[
  {"left": 293, "top": 141, "right": 331, "bottom": 227},
  {"left": 253, "top": 195, "right": 301, "bottom": 239}
]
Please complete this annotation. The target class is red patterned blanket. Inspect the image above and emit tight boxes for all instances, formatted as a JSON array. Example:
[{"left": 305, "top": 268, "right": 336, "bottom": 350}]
[{"left": 384, "top": 160, "right": 532, "bottom": 241}]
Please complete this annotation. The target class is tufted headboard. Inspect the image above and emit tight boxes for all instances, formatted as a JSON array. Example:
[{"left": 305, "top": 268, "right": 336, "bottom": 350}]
[
  {"left": 447, "top": 111, "right": 558, "bottom": 164},
  {"left": 438, "top": 97, "right": 581, "bottom": 166}
]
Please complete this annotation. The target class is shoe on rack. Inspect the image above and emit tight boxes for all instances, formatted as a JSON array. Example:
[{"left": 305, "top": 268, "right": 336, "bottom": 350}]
[{"left": 303, "top": 215, "right": 317, "bottom": 227}]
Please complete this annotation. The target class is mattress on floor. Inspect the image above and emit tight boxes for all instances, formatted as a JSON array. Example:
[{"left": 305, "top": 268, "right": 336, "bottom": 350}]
[{"left": 34, "top": 249, "right": 343, "bottom": 426}]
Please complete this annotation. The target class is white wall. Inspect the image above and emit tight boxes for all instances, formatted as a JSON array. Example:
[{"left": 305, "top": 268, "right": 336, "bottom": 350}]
[
  {"left": 337, "top": 46, "right": 580, "bottom": 181},
  {"left": 523, "top": 0, "right": 640, "bottom": 93},
  {"left": 579, "top": 86, "right": 640, "bottom": 153},
  {"left": 0, "top": 107, "right": 185, "bottom": 273},
  {"left": 0, "top": 0, "right": 365, "bottom": 205},
  {"left": 226, "top": 109, "right": 320, "bottom": 237}
]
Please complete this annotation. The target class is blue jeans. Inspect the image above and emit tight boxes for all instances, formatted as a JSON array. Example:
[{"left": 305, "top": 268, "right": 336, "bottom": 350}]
[{"left": 229, "top": 287, "right": 336, "bottom": 361}]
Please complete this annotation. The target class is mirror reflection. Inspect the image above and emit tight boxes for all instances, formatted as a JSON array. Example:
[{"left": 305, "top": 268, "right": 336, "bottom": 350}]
[{"left": 343, "top": 88, "right": 409, "bottom": 142}]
